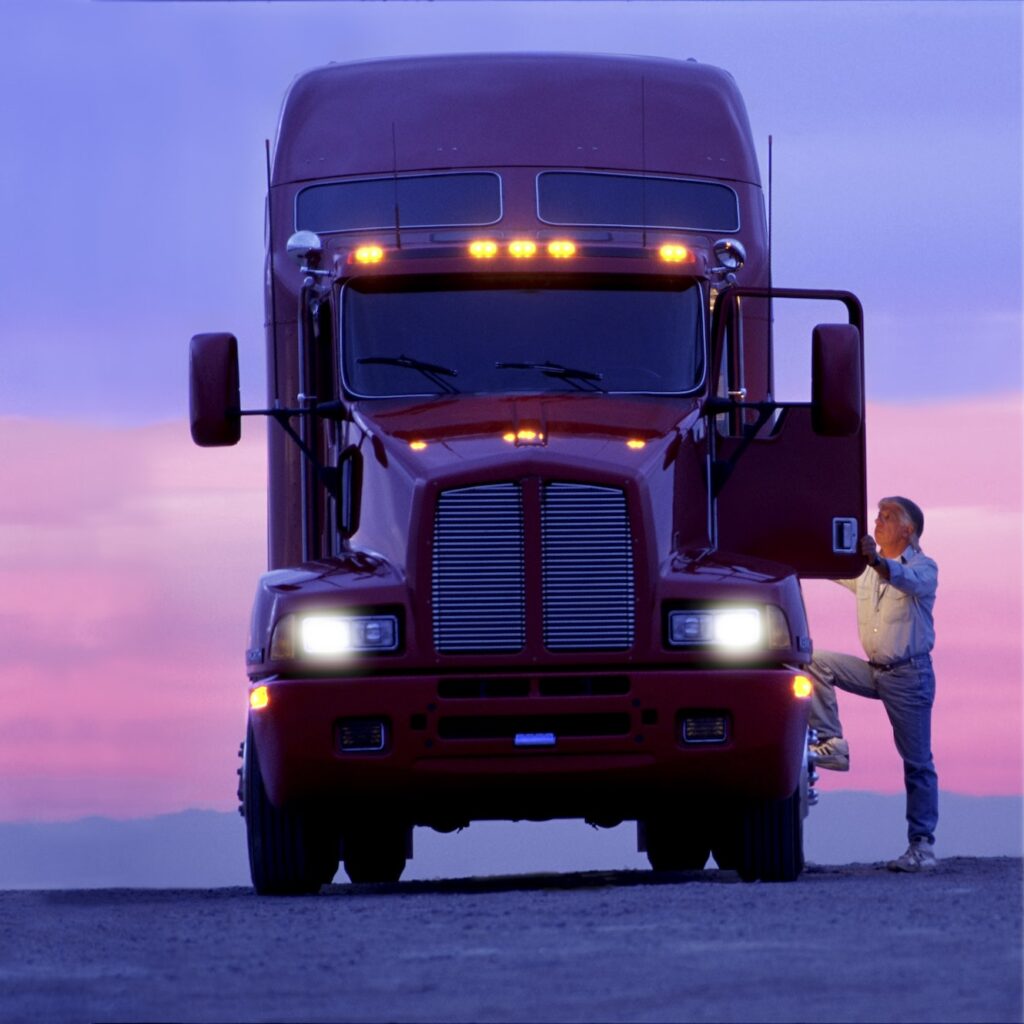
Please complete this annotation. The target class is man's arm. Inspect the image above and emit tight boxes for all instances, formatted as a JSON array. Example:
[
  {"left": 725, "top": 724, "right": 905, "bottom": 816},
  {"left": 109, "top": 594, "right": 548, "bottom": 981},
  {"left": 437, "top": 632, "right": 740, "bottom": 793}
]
[{"left": 861, "top": 535, "right": 937, "bottom": 597}]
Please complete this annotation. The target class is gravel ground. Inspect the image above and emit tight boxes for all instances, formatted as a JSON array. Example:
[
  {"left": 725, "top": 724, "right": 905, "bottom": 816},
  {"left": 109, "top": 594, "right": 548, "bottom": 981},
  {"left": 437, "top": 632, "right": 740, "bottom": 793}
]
[{"left": 1, "top": 857, "right": 1020, "bottom": 1024}]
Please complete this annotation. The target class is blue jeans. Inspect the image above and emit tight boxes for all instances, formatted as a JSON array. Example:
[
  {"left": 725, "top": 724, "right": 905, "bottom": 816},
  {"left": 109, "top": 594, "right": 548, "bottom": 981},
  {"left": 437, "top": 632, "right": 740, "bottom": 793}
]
[{"left": 808, "top": 651, "right": 938, "bottom": 845}]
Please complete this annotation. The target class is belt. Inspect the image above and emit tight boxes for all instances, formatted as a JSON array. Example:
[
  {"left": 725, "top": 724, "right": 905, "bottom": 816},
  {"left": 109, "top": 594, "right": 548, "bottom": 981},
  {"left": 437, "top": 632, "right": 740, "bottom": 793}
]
[{"left": 869, "top": 655, "right": 925, "bottom": 672}]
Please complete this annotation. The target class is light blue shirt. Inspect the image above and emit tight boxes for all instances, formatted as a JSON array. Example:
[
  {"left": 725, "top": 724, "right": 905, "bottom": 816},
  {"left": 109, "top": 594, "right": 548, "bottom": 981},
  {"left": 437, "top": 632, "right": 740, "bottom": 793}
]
[{"left": 839, "top": 545, "right": 938, "bottom": 665}]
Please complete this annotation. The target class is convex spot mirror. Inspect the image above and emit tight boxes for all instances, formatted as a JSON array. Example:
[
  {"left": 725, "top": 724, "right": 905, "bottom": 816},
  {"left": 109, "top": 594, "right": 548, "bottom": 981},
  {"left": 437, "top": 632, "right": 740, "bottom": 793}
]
[
  {"left": 189, "top": 332, "right": 241, "bottom": 447},
  {"left": 811, "top": 323, "right": 863, "bottom": 437}
]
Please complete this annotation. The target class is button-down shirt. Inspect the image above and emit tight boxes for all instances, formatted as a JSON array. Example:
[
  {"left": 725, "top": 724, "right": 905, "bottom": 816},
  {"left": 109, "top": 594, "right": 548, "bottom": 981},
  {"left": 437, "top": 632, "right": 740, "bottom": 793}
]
[{"left": 838, "top": 545, "right": 938, "bottom": 665}]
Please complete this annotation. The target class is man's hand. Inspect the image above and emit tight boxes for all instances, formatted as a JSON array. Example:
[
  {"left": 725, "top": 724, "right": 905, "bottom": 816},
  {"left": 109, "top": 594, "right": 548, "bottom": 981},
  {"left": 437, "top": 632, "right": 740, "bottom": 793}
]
[{"left": 860, "top": 535, "right": 878, "bottom": 561}]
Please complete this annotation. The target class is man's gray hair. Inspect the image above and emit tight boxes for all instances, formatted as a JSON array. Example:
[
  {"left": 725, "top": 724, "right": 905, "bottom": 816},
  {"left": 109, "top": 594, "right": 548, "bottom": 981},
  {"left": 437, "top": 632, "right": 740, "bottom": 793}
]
[{"left": 880, "top": 496, "right": 924, "bottom": 548}]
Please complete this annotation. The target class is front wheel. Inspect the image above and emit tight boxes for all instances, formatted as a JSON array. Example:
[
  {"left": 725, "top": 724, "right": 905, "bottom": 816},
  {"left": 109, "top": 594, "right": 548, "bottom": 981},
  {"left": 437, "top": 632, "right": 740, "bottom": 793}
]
[
  {"left": 243, "top": 726, "right": 339, "bottom": 895},
  {"left": 736, "top": 786, "right": 804, "bottom": 883}
]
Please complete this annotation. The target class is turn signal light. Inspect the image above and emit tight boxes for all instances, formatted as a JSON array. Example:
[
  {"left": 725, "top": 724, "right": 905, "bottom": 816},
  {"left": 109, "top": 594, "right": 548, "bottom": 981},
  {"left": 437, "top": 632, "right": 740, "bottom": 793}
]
[
  {"left": 547, "top": 239, "right": 577, "bottom": 259},
  {"left": 469, "top": 239, "right": 499, "bottom": 259},
  {"left": 353, "top": 245, "right": 385, "bottom": 264},
  {"left": 792, "top": 675, "right": 813, "bottom": 699},
  {"left": 249, "top": 685, "right": 270, "bottom": 710}
]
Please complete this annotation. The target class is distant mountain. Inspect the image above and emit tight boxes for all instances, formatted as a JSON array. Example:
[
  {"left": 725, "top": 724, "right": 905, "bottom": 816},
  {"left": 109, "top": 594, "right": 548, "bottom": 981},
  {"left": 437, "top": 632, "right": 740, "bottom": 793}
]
[{"left": 1, "top": 793, "right": 1019, "bottom": 889}]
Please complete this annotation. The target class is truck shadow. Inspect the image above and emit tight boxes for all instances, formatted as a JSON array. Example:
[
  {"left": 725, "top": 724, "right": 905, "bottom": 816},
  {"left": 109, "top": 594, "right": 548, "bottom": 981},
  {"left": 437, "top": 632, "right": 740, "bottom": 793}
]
[{"left": 323, "top": 866, "right": 745, "bottom": 898}]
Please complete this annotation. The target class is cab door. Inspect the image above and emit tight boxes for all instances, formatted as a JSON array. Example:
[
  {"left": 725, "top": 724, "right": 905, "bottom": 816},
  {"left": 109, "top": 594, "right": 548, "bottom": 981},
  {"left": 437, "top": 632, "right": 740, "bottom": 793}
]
[{"left": 710, "top": 287, "right": 867, "bottom": 579}]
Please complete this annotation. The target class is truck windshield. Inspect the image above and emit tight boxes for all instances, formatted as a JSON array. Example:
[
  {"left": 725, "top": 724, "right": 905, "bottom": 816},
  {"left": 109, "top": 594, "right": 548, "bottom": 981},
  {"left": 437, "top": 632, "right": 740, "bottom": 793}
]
[{"left": 341, "top": 274, "right": 704, "bottom": 397}]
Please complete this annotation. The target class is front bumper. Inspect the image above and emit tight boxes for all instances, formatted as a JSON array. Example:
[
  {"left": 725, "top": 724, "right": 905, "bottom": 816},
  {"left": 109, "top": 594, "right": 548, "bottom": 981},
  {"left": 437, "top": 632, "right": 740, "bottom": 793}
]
[{"left": 249, "top": 668, "right": 810, "bottom": 821}]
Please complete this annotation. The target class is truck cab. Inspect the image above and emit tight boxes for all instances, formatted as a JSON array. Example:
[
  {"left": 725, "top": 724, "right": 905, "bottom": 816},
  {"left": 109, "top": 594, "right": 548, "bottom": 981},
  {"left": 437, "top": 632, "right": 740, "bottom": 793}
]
[{"left": 190, "top": 54, "right": 865, "bottom": 892}]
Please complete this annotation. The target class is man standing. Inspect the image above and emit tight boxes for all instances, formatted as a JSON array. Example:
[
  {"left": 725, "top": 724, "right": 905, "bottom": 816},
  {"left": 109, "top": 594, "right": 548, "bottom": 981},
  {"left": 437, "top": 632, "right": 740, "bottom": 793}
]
[{"left": 808, "top": 496, "right": 939, "bottom": 872}]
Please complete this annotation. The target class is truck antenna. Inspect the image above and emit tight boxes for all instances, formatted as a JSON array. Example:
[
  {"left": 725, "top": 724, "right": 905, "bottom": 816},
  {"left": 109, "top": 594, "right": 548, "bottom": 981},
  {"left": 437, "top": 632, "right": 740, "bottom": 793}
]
[
  {"left": 767, "top": 133, "right": 774, "bottom": 390},
  {"left": 392, "top": 122, "right": 402, "bottom": 249},
  {"left": 265, "top": 138, "right": 280, "bottom": 399},
  {"left": 640, "top": 76, "right": 648, "bottom": 249}
]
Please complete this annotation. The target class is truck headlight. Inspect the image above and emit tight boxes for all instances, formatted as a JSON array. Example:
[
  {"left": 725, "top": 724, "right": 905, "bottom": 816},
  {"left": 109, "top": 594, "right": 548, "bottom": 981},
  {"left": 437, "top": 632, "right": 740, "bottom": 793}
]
[
  {"left": 270, "top": 613, "right": 399, "bottom": 659},
  {"left": 669, "top": 608, "right": 760, "bottom": 649},
  {"left": 667, "top": 605, "right": 791, "bottom": 651}
]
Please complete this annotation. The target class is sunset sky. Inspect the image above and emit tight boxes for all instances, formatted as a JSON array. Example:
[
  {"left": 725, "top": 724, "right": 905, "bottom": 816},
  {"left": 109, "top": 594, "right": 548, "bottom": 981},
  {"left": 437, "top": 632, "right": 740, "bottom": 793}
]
[{"left": 0, "top": 0, "right": 1020, "bottom": 824}]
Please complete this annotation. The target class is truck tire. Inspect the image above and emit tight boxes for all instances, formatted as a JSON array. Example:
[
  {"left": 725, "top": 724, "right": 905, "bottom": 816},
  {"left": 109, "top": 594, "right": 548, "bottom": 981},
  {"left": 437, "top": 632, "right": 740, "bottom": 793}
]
[
  {"left": 243, "top": 726, "right": 340, "bottom": 895},
  {"left": 642, "top": 818, "right": 711, "bottom": 871},
  {"left": 342, "top": 824, "right": 409, "bottom": 883},
  {"left": 736, "top": 786, "right": 803, "bottom": 882}
]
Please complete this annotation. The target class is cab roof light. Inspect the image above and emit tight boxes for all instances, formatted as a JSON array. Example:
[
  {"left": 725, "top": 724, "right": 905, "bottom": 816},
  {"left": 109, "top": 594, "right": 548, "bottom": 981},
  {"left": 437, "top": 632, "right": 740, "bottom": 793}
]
[
  {"left": 469, "top": 239, "right": 499, "bottom": 259},
  {"left": 547, "top": 239, "right": 577, "bottom": 259},
  {"left": 508, "top": 239, "right": 537, "bottom": 259},
  {"left": 658, "top": 243, "right": 692, "bottom": 264},
  {"left": 408, "top": 440, "right": 427, "bottom": 451},
  {"left": 626, "top": 439, "right": 647, "bottom": 450},
  {"left": 353, "top": 244, "right": 385, "bottom": 265}
]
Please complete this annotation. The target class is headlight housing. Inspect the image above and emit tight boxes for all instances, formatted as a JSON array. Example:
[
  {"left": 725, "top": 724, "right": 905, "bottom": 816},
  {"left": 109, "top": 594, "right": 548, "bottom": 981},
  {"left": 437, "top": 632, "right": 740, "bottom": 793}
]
[
  {"left": 270, "top": 612, "right": 400, "bottom": 659},
  {"left": 666, "top": 605, "right": 790, "bottom": 651}
]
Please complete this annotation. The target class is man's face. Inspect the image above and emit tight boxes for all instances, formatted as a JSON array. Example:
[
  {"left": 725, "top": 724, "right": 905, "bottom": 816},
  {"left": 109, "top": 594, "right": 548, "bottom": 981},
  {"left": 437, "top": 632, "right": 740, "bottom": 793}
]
[{"left": 874, "top": 502, "right": 913, "bottom": 553}]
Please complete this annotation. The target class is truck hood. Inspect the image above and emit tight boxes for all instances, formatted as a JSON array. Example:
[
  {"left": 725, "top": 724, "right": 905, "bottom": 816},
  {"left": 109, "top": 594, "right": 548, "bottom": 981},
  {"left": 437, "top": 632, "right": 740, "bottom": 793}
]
[{"left": 351, "top": 393, "right": 703, "bottom": 469}]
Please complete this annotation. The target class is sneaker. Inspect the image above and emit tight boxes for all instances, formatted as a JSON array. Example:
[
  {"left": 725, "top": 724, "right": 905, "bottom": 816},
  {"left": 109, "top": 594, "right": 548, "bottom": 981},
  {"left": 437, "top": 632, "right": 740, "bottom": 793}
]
[
  {"left": 809, "top": 736, "right": 849, "bottom": 771},
  {"left": 887, "top": 840, "right": 938, "bottom": 873}
]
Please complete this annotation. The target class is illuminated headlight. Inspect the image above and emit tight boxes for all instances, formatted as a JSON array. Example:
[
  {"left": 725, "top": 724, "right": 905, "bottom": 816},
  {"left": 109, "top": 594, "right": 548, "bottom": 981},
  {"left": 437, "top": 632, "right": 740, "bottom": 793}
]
[
  {"left": 668, "top": 606, "right": 791, "bottom": 650},
  {"left": 270, "top": 613, "right": 399, "bottom": 659},
  {"left": 668, "top": 608, "right": 761, "bottom": 649}
]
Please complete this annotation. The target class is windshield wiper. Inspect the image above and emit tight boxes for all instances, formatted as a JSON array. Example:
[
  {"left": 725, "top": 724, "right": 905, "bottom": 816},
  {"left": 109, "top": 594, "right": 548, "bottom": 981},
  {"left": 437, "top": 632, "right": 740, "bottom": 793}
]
[
  {"left": 358, "top": 354, "right": 460, "bottom": 394},
  {"left": 495, "top": 360, "right": 606, "bottom": 392}
]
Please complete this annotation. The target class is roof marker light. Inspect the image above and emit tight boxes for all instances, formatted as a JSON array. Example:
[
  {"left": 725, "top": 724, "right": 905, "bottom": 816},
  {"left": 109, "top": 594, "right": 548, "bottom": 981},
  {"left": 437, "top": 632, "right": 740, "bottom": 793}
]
[
  {"left": 658, "top": 243, "right": 691, "bottom": 263},
  {"left": 249, "top": 685, "right": 270, "bottom": 710},
  {"left": 548, "top": 239, "right": 577, "bottom": 259},
  {"left": 409, "top": 440, "right": 427, "bottom": 451},
  {"left": 508, "top": 239, "right": 537, "bottom": 259},
  {"left": 354, "top": 245, "right": 385, "bottom": 264},
  {"left": 502, "top": 432, "right": 516, "bottom": 443},
  {"left": 627, "top": 439, "right": 647, "bottom": 450},
  {"left": 469, "top": 239, "right": 498, "bottom": 259}
]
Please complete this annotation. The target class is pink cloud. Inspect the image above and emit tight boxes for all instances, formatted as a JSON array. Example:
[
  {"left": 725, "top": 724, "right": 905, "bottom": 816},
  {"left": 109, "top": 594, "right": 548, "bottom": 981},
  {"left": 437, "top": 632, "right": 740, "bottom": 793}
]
[{"left": 0, "top": 396, "right": 1019, "bottom": 821}]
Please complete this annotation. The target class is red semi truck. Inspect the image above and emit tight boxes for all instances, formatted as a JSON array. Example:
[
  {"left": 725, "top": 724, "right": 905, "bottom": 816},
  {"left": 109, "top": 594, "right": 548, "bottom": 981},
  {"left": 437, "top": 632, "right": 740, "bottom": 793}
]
[{"left": 190, "top": 53, "right": 865, "bottom": 893}]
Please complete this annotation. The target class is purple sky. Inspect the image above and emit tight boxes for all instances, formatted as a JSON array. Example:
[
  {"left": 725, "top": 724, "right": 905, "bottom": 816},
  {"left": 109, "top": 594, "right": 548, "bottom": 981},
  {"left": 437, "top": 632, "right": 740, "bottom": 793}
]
[
  {"left": 0, "top": 0, "right": 1020, "bottom": 826},
  {"left": 1, "top": 0, "right": 1019, "bottom": 422}
]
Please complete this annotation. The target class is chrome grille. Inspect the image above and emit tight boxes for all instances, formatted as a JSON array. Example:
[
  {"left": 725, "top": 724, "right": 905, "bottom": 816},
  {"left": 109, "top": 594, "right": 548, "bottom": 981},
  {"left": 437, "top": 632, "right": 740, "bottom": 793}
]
[
  {"left": 432, "top": 483, "right": 525, "bottom": 652},
  {"left": 542, "top": 482, "right": 635, "bottom": 650}
]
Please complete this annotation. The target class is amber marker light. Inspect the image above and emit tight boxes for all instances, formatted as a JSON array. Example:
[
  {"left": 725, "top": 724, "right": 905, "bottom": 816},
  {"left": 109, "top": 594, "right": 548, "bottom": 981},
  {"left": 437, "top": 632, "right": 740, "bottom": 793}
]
[
  {"left": 792, "top": 675, "right": 813, "bottom": 699},
  {"left": 469, "top": 239, "right": 499, "bottom": 259},
  {"left": 354, "top": 245, "right": 385, "bottom": 264},
  {"left": 626, "top": 439, "right": 647, "bottom": 450},
  {"left": 249, "top": 685, "right": 270, "bottom": 710},
  {"left": 502, "top": 432, "right": 517, "bottom": 443},
  {"left": 508, "top": 239, "right": 537, "bottom": 258},
  {"left": 409, "top": 440, "right": 427, "bottom": 451},
  {"left": 547, "top": 239, "right": 577, "bottom": 259},
  {"left": 658, "top": 243, "right": 691, "bottom": 263}
]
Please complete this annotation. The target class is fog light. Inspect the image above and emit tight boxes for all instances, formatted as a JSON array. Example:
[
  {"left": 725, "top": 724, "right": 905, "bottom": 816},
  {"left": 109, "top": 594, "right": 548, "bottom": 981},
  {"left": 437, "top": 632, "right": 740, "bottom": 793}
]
[{"left": 336, "top": 718, "right": 387, "bottom": 752}]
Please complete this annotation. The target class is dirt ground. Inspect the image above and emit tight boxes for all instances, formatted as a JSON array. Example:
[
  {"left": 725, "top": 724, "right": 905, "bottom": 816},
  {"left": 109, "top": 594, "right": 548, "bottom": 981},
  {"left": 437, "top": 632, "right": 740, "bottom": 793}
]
[{"left": 1, "top": 857, "right": 1020, "bottom": 1023}]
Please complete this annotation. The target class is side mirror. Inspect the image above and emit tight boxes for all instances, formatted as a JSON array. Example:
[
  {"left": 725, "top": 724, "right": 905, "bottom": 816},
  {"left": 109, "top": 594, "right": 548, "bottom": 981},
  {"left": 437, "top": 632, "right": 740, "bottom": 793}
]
[
  {"left": 189, "top": 333, "right": 241, "bottom": 447},
  {"left": 811, "top": 324, "right": 863, "bottom": 437},
  {"left": 336, "top": 445, "right": 363, "bottom": 538}
]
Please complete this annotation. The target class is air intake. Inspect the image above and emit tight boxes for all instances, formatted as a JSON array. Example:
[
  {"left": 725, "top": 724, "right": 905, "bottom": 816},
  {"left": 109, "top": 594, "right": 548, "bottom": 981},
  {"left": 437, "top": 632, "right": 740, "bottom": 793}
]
[{"left": 541, "top": 482, "right": 635, "bottom": 650}]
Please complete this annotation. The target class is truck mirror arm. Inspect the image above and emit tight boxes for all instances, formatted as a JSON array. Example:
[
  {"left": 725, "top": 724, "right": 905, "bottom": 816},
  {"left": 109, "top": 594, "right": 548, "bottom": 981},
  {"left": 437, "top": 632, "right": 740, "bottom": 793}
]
[
  {"left": 704, "top": 399, "right": 779, "bottom": 497},
  {"left": 239, "top": 403, "right": 345, "bottom": 497}
]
